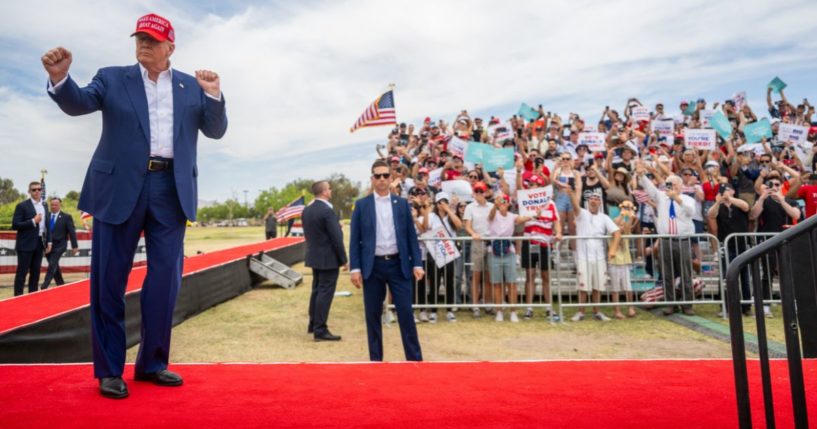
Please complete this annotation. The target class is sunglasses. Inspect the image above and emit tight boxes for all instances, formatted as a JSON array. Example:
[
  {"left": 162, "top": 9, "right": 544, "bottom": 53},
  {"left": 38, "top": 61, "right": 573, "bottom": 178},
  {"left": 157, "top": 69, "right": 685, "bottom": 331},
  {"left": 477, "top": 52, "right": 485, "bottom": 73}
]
[
  {"left": 560, "top": 157, "right": 571, "bottom": 161},
  {"left": 682, "top": 173, "right": 693, "bottom": 176},
  {"left": 30, "top": 188, "right": 42, "bottom": 192},
  {"left": 468, "top": 175, "right": 479, "bottom": 179},
  {"left": 474, "top": 189, "right": 486, "bottom": 194},
  {"left": 759, "top": 160, "right": 771, "bottom": 164},
  {"left": 373, "top": 173, "right": 391, "bottom": 180},
  {"left": 767, "top": 182, "right": 782, "bottom": 187}
]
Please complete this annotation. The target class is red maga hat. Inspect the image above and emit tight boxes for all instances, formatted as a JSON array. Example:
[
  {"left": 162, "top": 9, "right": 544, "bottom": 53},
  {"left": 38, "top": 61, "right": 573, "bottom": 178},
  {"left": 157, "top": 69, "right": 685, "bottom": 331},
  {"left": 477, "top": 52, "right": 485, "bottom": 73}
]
[{"left": 132, "top": 13, "right": 175, "bottom": 43}]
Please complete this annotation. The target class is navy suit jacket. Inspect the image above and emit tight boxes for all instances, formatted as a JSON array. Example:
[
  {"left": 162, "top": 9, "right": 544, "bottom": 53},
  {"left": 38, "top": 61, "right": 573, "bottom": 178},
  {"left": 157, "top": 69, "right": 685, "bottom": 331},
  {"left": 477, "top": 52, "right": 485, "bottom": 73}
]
[
  {"left": 11, "top": 200, "right": 51, "bottom": 252},
  {"left": 303, "top": 200, "right": 348, "bottom": 270},
  {"left": 47, "top": 212, "right": 78, "bottom": 253},
  {"left": 48, "top": 64, "right": 228, "bottom": 224},
  {"left": 349, "top": 193, "right": 422, "bottom": 280}
]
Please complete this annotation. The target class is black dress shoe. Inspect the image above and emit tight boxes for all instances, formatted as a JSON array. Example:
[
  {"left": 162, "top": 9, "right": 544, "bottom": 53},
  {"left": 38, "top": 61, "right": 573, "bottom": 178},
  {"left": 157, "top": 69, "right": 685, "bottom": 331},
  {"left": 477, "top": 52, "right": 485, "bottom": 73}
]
[
  {"left": 99, "top": 377, "right": 129, "bottom": 399},
  {"left": 314, "top": 332, "right": 341, "bottom": 342},
  {"left": 307, "top": 326, "right": 314, "bottom": 334},
  {"left": 134, "top": 369, "right": 184, "bottom": 386}
]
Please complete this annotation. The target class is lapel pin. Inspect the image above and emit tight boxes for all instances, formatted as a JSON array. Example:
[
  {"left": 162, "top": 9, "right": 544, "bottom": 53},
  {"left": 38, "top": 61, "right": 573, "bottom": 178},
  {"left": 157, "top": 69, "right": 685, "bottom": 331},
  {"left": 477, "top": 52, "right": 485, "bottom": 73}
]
[{"left": 179, "top": 82, "right": 184, "bottom": 89}]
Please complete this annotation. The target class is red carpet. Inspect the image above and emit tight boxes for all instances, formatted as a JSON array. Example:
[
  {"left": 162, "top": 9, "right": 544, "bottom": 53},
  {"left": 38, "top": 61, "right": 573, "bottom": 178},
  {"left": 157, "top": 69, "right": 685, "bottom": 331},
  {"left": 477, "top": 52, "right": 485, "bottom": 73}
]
[
  {"left": 0, "top": 237, "right": 303, "bottom": 334},
  {"left": 0, "top": 359, "right": 813, "bottom": 428}
]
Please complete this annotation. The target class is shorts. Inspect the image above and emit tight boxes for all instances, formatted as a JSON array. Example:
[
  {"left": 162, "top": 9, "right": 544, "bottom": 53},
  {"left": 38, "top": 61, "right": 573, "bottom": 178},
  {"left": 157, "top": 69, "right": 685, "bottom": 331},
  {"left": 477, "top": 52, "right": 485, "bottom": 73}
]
[
  {"left": 554, "top": 192, "right": 573, "bottom": 213},
  {"left": 576, "top": 259, "right": 607, "bottom": 292},
  {"left": 489, "top": 253, "right": 517, "bottom": 284},
  {"left": 608, "top": 265, "right": 632, "bottom": 292},
  {"left": 520, "top": 241, "right": 551, "bottom": 270},
  {"left": 470, "top": 240, "right": 489, "bottom": 271}
]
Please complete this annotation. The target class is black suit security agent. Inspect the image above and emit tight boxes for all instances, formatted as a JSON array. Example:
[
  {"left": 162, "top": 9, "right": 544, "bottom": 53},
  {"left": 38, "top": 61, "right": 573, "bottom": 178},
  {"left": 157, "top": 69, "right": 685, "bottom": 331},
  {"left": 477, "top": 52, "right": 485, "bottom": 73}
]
[
  {"left": 41, "top": 197, "right": 79, "bottom": 290},
  {"left": 302, "top": 181, "right": 348, "bottom": 341},
  {"left": 11, "top": 181, "right": 52, "bottom": 296}
]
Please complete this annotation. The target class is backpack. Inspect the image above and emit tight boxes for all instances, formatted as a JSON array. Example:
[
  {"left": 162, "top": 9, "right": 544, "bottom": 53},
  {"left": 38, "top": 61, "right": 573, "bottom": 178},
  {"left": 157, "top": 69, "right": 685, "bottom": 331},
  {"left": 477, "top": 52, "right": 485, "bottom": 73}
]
[{"left": 491, "top": 239, "right": 512, "bottom": 257}]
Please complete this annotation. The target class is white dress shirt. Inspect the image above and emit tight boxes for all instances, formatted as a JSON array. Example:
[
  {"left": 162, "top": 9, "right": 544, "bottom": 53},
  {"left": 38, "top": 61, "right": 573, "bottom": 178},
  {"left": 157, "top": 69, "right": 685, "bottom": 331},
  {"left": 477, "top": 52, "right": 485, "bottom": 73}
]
[
  {"left": 31, "top": 198, "right": 46, "bottom": 236},
  {"left": 374, "top": 193, "right": 399, "bottom": 256},
  {"left": 139, "top": 64, "right": 175, "bottom": 158},
  {"left": 639, "top": 176, "right": 696, "bottom": 235}
]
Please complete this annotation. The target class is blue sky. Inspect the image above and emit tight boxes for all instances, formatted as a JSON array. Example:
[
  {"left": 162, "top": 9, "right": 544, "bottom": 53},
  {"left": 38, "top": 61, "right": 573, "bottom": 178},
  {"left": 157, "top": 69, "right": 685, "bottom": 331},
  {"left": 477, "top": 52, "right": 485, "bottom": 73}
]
[{"left": 1, "top": 0, "right": 816, "bottom": 203}]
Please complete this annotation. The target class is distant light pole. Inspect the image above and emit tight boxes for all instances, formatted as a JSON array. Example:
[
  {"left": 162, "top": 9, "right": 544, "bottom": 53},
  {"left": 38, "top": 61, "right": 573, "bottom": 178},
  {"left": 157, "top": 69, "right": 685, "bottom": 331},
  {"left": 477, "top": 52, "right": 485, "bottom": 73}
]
[{"left": 243, "top": 189, "right": 249, "bottom": 208}]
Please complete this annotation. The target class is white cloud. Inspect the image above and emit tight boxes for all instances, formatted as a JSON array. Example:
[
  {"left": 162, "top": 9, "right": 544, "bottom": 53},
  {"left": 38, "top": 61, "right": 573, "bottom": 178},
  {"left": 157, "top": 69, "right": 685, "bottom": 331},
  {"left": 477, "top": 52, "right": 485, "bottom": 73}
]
[{"left": 1, "top": 0, "right": 816, "bottom": 200}]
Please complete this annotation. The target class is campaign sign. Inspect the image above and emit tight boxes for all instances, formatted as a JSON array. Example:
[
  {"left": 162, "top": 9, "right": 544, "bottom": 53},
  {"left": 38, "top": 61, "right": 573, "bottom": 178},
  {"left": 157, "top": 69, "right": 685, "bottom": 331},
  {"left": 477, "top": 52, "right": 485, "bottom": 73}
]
[
  {"left": 483, "top": 147, "right": 515, "bottom": 172},
  {"left": 684, "top": 129, "right": 716, "bottom": 150},
  {"left": 464, "top": 142, "right": 490, "bottom": 165},
  {"left": 448, "top": 137, "right": 467, "bottom": 159},
  {"left": 631, "top": 106, "right": 650, "bottom": 122},
  {"left": 578, "top": 132, "right": 606, "bottom": 152},
  {"left": 441, "top": 180, "right": 473, "bottom": 202},
  {"left": 651, "top": 120, "right": 674, "bottom": 140},
  {"left": 700, "top": 110, "right": 715, "bottom": 128},
  {"left": 683, "top": 102, "right": 697, "bottom": 116},
  {"left": 517, "top": 103, "right": 540, "bottom": 122},
  {"left": 768, "top": 76, "right": 787, "bottom": 94},
  {"left": 582, "top": 122, "right": 597, "bottom": 132},
  {"left": 709, "top": 110, "right": 733, "bottom": 139},
  {"left": 422, "top": 227, "right": 461, "bottom": 268},
  {"left": 744, "top": 119, "right": 773, "bottom": 144},
  {"left": 427, "top": 167, "right": 443, "bottom": 188},
  {"left": 778, "top": 123, "right": 808, "bottom": 146},
  {"left": 516, "top": 186, "right": 554, "bottom": 217}
]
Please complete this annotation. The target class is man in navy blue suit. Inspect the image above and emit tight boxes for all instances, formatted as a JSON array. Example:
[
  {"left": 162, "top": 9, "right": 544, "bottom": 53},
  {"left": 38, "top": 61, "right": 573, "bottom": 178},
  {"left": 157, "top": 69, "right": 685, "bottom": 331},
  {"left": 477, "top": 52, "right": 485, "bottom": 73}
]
[
  {"left": 349, "top": 159, "right": 424, "bottom": 361},
  {"left": 41, "top": 197, "right": 79, "bottom": 290},
  {"left": 11, "top": 181, "right": 51, "bottom": 296},
  {"left": 42, "top": 13, "right": 228, "bottom": 398}
]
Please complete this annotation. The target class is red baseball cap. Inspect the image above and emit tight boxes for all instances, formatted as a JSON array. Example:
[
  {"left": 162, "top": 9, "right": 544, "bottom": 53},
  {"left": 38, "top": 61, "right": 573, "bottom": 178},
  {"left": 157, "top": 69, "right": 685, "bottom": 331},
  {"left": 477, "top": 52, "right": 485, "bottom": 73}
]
[
  {"left": 522, "top": 171, "right": 544, "bottom": 187},
  {"left": 473, "top": 181, "right": 488, "bottom": 192},
  {"left": 131, "top": 13, "right": 175, "bottom": 43}
]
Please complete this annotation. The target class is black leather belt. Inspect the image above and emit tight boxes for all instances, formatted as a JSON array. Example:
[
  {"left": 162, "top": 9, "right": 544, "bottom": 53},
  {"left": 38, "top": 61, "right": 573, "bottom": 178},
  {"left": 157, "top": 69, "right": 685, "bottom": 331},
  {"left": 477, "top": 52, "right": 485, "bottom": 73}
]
[
  {"left": 148, "top": 158, "right": 173, "bottom": 172},
  {"left": 375, "top": 254, "right": 399, "bottom": 260}
]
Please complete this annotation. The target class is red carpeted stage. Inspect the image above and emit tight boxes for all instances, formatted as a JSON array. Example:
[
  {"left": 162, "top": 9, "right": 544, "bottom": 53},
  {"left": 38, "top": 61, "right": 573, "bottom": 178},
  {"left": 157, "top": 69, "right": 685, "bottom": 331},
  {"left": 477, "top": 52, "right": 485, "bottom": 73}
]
[
  {"left": 0, "top": 359, "right": 814, "bottom": 428},
  {"left": 0, "top": 237, "right": 305, "bottom": 362}
]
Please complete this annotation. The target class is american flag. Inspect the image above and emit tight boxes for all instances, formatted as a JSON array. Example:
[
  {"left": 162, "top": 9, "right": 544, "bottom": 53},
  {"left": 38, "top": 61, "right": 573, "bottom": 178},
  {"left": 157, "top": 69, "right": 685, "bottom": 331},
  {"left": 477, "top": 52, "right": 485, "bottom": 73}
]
[
  {"left": 350, "top": 90, "right": 396, "bottom": 132},
  {"left": 633, "top": 190, "right": 652, "bottom": 204},
  {"left": 275, "top": 197, "right": 305, "bottom": 223}
]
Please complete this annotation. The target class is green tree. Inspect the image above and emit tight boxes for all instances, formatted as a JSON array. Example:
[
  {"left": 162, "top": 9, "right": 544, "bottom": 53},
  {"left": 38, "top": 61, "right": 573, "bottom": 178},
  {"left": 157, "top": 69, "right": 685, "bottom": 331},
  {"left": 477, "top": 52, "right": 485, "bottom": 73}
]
[
  {"left": 326, "top": 173, "right": 360, "bottom": 219},
  {"left": 65, "top": 190, "right": 80, "bottom": 200},
  {"left": 0, "top": 178, "right": 23, "bottom": 205}
]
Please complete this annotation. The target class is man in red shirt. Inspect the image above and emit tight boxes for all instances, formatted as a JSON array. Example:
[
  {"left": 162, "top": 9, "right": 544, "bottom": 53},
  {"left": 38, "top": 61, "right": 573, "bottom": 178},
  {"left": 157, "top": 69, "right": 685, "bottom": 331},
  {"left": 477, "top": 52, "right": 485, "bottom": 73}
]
[{"left": 786, "top": 172, "right": 817, "bottom": 218}]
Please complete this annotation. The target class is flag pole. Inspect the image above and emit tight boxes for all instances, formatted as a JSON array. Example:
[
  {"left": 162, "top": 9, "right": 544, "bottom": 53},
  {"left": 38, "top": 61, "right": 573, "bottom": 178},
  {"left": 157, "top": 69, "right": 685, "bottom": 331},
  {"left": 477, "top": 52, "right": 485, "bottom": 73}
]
[{"left": 388, "top": 83, "right": 396, "bottom": 122}]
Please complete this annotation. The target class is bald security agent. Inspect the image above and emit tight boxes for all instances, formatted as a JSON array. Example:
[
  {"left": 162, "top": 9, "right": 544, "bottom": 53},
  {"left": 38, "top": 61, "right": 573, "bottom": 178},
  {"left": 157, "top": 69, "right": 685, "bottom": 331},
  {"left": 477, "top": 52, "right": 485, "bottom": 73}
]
[{"left": 43, "top": 13, "right": 227, "bottom": 399}]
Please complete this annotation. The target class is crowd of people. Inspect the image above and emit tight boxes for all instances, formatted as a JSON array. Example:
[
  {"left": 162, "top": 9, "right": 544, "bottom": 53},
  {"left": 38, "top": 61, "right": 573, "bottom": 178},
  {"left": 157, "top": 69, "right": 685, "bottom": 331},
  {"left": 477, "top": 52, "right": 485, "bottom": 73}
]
[{"left": 375, "top": 85, "right": 817, "bottom": 323}]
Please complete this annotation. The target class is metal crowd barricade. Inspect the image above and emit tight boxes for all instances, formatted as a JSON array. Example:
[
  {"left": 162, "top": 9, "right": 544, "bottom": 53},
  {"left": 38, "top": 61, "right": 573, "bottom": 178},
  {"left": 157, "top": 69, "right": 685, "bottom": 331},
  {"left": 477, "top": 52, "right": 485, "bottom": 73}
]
[
  {"left": 722, "top": 233, "right": 780, "bottom": 309},
  {"left": 411, "top": 236, "right": 557, "bottom": 322},
  {"left": 551, "top": 233, "right": 723, "bottom": 321}
]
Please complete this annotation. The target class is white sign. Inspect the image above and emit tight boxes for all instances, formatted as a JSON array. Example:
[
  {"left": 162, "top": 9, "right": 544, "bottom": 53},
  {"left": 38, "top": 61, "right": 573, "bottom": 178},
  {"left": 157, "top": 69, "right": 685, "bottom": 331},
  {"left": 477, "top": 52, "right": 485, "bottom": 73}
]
[
  {"left": 516, "top": 187, "right": 554, "bottom": 217},
  {"left": 732, "top": 91, "right": 747, "bottom": 111},
  {"left": 427, "top": 167, "right": 443, "bottom": 188},
  {"left": 684, "top": 129, "right": 717, "bottom": 150},
  {"left": 631, "top": 106, "right": 650, "bottom": 122},
  {"left": 578, "top": 132, "right": 606, "bottom": 152},
  {"left": 448, "top": 137, "right": 467, "bottom": 159},
  {"left": 778, "top": 123, "right": 809, "bottom": 146},
  {"left": 700, "top": 110, "right": 715, "bottom": 128},
  {"left": 441, "top": 180, "right": 473, "bottom": 202},
  {"left": 421, "top": 227, "right": 461, "bottom": 268},
  {"left": 651, "top": 120, "right": 675, "bottom": 142},
  {"left": 582, "top": 122, "right": 597, "bottom": 132}
]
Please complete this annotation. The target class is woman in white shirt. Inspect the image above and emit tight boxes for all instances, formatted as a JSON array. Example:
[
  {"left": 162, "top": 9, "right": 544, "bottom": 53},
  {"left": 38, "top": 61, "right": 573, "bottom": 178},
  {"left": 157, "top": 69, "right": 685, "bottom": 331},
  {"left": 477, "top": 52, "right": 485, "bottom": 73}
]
[
  {"left": 421, "top": 192, "right": 462, "bottom": 323},
  {"left": 487, "top": 194, "right": 532, "bottom": 322}
]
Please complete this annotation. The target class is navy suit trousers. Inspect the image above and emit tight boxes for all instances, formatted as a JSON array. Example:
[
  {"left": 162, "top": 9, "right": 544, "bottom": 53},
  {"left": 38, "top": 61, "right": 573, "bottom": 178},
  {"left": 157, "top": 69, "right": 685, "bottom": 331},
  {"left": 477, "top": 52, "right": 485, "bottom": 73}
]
[
  {"left": 362, "top": 257, "right": 422, "bottom": 361},
  {"left": 90, "top": 169, "right": 186, "bottom": 379}
]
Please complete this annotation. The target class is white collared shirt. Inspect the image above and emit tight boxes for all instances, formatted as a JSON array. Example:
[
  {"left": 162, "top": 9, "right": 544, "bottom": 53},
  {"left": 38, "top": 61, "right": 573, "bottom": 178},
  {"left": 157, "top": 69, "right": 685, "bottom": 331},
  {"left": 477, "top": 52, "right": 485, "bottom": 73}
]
[
  {"left": 139, "top": 63, "right": 174, "bottom": 158},
  {"left": 31, "top": 198, "right": 46, "bottom": 235},
  {"left": 639, "top": 176, "right": 696, "bottom": 235},
  {"left": 373, "top": 193, "right": 399, "bottom": 256}
]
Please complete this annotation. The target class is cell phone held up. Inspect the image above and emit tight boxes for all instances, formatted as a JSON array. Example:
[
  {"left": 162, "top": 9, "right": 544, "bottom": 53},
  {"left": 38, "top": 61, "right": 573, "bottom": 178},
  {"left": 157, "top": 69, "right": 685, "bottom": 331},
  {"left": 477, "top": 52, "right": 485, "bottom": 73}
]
[{"left": 718, "top": 183, "right": 727, "bottom": 195}]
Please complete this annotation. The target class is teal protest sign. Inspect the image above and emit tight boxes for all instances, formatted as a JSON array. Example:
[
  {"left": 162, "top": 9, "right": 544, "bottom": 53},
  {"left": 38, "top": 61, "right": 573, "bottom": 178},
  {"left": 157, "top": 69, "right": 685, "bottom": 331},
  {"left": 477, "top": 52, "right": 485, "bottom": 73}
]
[
  {"left": 482, "top": 147, "right": 515, "bottom": 172},
  {"left": 709, "top": 110, "right": 733, "bottom": 139},
  {"left": 683, "top": 102, "right": 697, "bottom": 116},
  {"left": 517, "top": 103, "right": 540, "bottom": 122},
  {"left": 464, "top": 143, "right": 514, "bottom": 172},
  {"left": 743, "top": 119, "right": 773, "bottom": 144},
  {"left": 768, "top": 76, "right": 787, "bottom": 94},
  {"left": 464, "top": 142, "right": 490, "bottom": 165}
]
